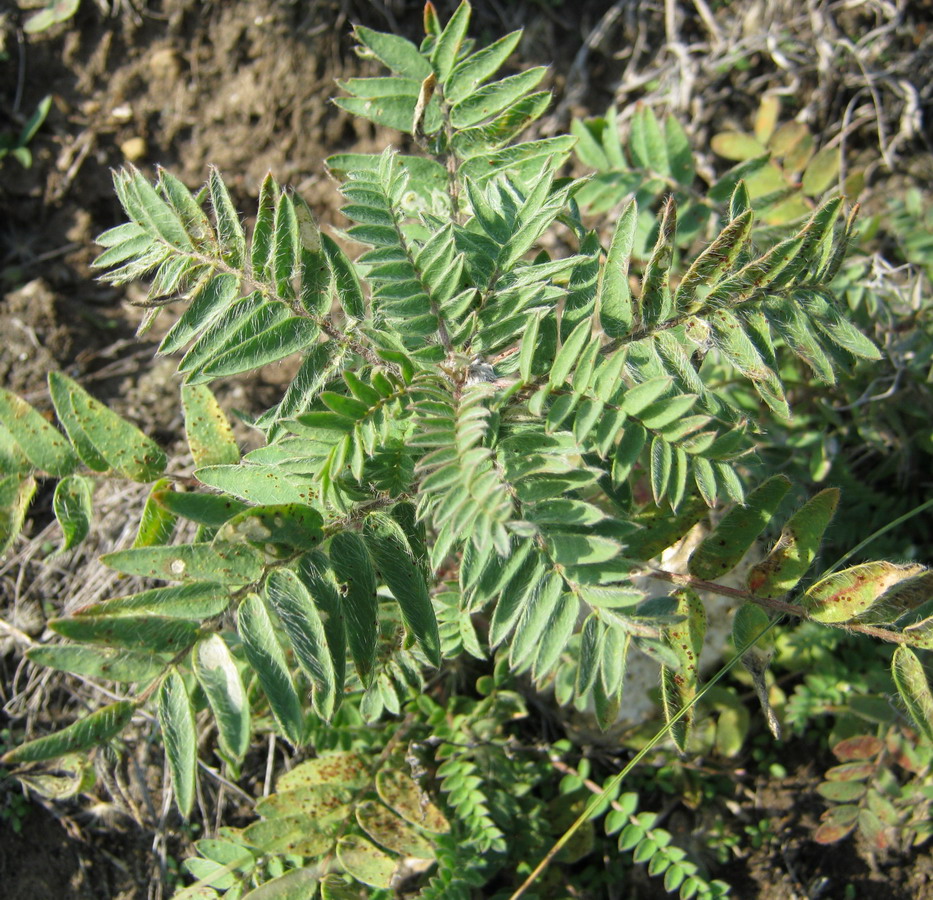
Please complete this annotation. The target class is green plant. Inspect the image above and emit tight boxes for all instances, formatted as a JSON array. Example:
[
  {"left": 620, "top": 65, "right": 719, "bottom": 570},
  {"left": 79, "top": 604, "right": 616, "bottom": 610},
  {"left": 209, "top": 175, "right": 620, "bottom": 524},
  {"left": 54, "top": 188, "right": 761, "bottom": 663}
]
[
  {"left": 0, "top": 728, "right": 30, "bottom": 834},
  {"left": 2, "top": 2, "right": 933, "bottom": 897},
  {"left": 21, "top": 0, "right": 80, "bottom": 35},
  {"left": 814, "top": 726, "right": 933, "bottom": 852},
  {"left": 0, "top": 94, "right": 51, "bottom": 168}
]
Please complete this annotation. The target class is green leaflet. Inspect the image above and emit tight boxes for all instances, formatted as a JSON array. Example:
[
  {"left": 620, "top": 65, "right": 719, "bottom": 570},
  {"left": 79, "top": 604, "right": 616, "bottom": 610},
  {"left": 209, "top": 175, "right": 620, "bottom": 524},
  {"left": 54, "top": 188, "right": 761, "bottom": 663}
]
[
  {"left": 0, "top": 420, "right": 32, "bottom": 474},
  {"left": 599, "top": 200, "right": 637, "bottom": 338},
  {"left": 0, "top": 388, "right": 78, "bottom": 476},
  {"left": 623, "top": 496, "right": 708, "bottom": 561},
  {"left": 193, "top": 317, "right": 318, "bottom": 382},
  {"left": 356, "top": 800, "right": 435, "bottom": 858},
  {"left": 327, "top": 532, "right": 378, "bottom": 686},
  {"left": 489, "top": 552, "right": 544, "bottom": 646},
  {"left": 102, "top": 541, "right": 264, "bottom": 584},
  {"left": 639, "top": 196, "right": 675, "bottom": 327},
  {"left": 209, "top": 166, "right": 246, "bottom": 267},
  {"left": 431, "top": 0, "right": 470, "bottom": 84},
  {"left": 195, "top": 464, "right": 314, "bottom": 505},
  {"left": 134, "top": 478, "right": 178, "bottom": 547},
  {"left": 509, "top": 572, "right": 565, "bottom": 669},
  {"left": 48, "top": 372, "right": 110, "bottom": 472},
  {"left": 193, "top": 634, "right": 250, "bottom": 763},
  {"left": 629, "top": 104, "right": 669, "bottom": 173},
  {"left": 549, "top": 319, "right": 593, "bottom": 388},
  {"left": 153, "top": 488, "right": 248, "bottom": 528},
  {"left": 123, "top": 164, "right": 194, "bottom": 251},
  {"left": 159, "top": 273, "right": 241, "bottom": 356},
  {"left": 180, "top": 296, "right": 292, "bottom": 380},
  {"left": 336, "top": 835, "right": 397, "bottom": 889},
  {"left": 1, "top": 700, "right": 136, "bottom": 765},
  {"left": 241, "top": 868, "right": 318, "bottom": 900},
  {"left": 251, "top": 172, "right": 279, "bottom": 280},
  {"left": 675, "top": 210, "right": 753, "bottom": 313},
  {"left": 460, "top": 135, "right": 576, "bottom": 186},
  {"left": 892, "top": 646, "right": 933, "bottom": 744},
  {"left": 295, "top": 551, "right": 347, "bottom": 703},
  {"left": 665, "top": 114, "right": 695, "bottom": 186},
  {"left": 660, "top": 588, "right": 706, "bottom": 754},
  {"left": 546, "top": 533, "right": 620, "bottom": 566},
  {"left": 215, "top": 504, "right": 324, "bottom": 555},
  {"left": 596, "top": 627, "right": 630, "bottom": 730},
  {"left": 48, "top": 373, "right": 166, "bottom": 482},
  {"left": 26, "top": 645, "right": 165, "bottom": 683},
  {"left": 731, "top": 602, "right": 772, "bottom": 651},
  {"left": 445, "top": 29, "right": 522, "bottom": 104},
  {"left": 293, "top": 198, "right": 330, "bottom": 316},
  {"left": 265, "top": 569, "right": 338, "bottom": 721},
  {"left": 688, "top": 475, "right": 791, "bottom": 580},
  {"left": 747, "top": 488, "right": 839, "bottom": 598},
  {"left": 801, "top": 561, "right": 929, "bottom": 624},
  {"left": 375, "top": 768, "right": 449, "bottom": 833},
  {"left": 365, "top": 523, "right": 441, "bottom": 667},
  {"left": 352, "top": 25, "right": 432, "bottom": 79},
  {"left": 531, "top": 593, "right": 578, "bottom": 682},
  {"left": 449, "top": 67, "right": 547, "bottom": 129},
  {"left": 159, "top": 669, "right": 198, "bottom": 818},
  {"left": 50, "top": 614, "right": 200, "bottom": 653},
  {"left": 73, "top": 582, "right": 230, "bottom": 619},
  {"left": 182, "top": 384, "right": 240, "bottom": 467},
  {"left": 53, "top": 475, "right": 92, "bottom": 551},
  {"left": 619, "top": 376, "right": 672, "bottom": 416},
  {"left": 237, "top": 594, "right": 304, "bottom": 746},
  {"left": 271, "top": 183, "right": 298, "bottom": 298}
]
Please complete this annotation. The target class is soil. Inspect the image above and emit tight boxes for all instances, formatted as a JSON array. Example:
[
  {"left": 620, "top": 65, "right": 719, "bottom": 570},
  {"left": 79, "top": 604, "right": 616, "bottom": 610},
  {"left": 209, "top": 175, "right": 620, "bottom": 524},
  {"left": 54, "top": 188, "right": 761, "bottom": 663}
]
[{"left": 2, "top": 0, "right": 932, "bottom": 898}]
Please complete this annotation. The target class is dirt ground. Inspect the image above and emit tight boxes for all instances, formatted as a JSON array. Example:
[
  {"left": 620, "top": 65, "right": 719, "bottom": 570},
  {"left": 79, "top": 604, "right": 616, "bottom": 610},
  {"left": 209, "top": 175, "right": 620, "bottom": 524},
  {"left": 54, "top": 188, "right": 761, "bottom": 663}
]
[{"left": 2, "top": 0, "right": 932, "bottom": 897}]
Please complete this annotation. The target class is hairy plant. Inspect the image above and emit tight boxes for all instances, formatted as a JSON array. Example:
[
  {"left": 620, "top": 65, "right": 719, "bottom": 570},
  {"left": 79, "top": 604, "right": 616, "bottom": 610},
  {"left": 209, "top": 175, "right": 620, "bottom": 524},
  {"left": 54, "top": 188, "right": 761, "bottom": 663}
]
[{"left": 1, "top": 2, "right": 933, "bottom": 897}]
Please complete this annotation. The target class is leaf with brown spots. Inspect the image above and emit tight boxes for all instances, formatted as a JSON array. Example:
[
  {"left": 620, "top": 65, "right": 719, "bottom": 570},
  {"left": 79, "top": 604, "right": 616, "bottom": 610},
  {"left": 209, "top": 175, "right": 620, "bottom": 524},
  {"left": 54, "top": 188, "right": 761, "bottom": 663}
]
[
  {"left": 801, "top": 561, "right": 928, "bottom": 624},
  {"left": 276, "top": 752, "right": 371, "bottom": 793},
  {"left": 746, "top": 488, "right": 838, "bottom": 598},
  {"left": 375, "top": 768, "right": 449, "bottom": 834},
  {"left": 356, "top": 800, "right": 435, "bottom": 858},
  {"left": 660, "top": 587, "right": 706, "bottom": 753}
]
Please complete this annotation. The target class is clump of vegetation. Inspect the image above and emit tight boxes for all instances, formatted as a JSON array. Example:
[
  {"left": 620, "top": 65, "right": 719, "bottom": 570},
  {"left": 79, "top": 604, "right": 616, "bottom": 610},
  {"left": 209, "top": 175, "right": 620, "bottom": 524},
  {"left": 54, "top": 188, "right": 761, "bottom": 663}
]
[{"left": 1, "top": 3, "right": 931, "bottom": 897}]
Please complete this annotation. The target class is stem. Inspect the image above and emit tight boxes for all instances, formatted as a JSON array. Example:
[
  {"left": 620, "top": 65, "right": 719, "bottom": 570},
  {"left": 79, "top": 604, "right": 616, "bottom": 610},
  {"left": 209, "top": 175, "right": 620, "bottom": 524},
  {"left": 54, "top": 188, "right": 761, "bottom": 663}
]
[
  {"left": 508, "top": 619, "right": 780, "bottom": 899},
  {"left": 639, "top": 564, "right": 914, "bottom": 645}
]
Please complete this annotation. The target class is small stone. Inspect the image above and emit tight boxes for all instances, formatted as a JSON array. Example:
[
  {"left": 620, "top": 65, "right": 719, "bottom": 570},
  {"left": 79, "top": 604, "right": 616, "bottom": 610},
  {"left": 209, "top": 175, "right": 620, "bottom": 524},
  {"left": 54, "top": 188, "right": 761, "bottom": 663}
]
[
  {"left": 121, "top": 137, "right": 147, "bottom": 161},
  {"left": 149, "top": 47, "right": 180, "bottom": 81}
]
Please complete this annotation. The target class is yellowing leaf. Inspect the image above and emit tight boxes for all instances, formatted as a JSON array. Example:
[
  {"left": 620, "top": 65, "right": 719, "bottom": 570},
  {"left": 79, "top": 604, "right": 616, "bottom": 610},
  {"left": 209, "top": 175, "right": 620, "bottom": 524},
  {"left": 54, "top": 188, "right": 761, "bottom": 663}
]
[
  {"left": 802, "top": 146, "right": 841, "bottom": 197},
  {"left": 801, "top": 561, "right": 928, "bottom": 624},
  {"left": 711, "top": 132, "right": 768, "bottom": 161}
]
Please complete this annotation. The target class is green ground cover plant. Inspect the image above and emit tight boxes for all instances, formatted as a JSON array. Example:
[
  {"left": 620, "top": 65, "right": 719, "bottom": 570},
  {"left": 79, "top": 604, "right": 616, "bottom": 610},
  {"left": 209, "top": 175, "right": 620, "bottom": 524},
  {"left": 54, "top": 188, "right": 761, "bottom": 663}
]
[{"left": 1, "top": 2, "right": 932, "bottom": 897}]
